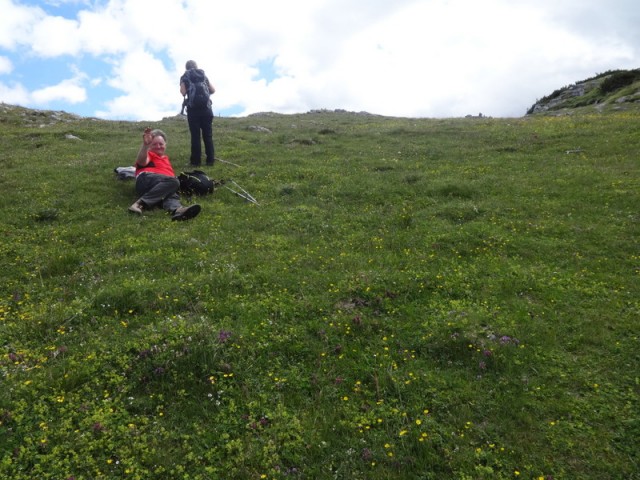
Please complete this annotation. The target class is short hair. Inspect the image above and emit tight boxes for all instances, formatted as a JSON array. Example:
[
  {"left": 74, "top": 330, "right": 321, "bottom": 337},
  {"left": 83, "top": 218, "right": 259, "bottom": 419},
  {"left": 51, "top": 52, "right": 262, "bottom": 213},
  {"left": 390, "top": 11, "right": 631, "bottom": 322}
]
[
  {"left": 185, "top": 60, "right": 198, "bottom": 70},
  {"left": 151, "top": 129, "right": 167, "bottom": 142}
]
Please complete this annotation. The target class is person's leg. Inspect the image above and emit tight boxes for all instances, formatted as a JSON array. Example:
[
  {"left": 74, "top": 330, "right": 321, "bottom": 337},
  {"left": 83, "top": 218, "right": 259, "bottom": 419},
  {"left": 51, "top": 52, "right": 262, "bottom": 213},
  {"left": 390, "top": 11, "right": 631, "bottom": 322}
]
[
  {"left": 138, "top": 174, "right": 181, "bottom": 208},
  {"left": 161, "top": 192, "right": 182, "bottom": 213},
  {"left": 134, "top": 175, "right": 150, "bottom": 199},
  {"left": 130, "top": 173, "right": 156, "bottom": 213},
  {"left": 187, "top": 114, "right": 202, "bottom": 166},
  {"left": 132, "top": 174, "right": 199, "bottom": 220},
  {"left": 201, "top": 115, "right": 215, "bottom": 165}
]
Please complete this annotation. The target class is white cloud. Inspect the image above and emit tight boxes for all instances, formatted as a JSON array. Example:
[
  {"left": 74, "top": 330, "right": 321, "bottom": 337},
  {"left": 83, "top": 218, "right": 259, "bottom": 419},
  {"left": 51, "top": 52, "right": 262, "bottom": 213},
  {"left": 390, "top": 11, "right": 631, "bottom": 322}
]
[
  {"left": 31, "top": 15, "right": 82, "bottom": 56},
  {"left": 31, "top": 77, "right": 86, "bottom": 104},
  {"left": 0, "top": 56, "right": 13, "bottom": 74},
  {"left": 0, "top": 82, "right": 30, "bottom": 105},
  {"left": 0, "top": 0, "right": 45, "bottom": 49},
  {"left": 96, "top": 49, "right": 180, "bottom": 119},
  {"left": 0, "top": 0, "right": 639, "bottom": 120}
]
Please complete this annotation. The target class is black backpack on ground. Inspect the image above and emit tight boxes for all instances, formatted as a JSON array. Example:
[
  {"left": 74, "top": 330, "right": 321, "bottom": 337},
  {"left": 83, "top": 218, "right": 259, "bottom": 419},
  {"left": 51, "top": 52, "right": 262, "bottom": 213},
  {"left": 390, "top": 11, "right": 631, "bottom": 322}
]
[
  {"left": 185, "top": 69, "right": 211, "bottom": 110},
  {"left": 178, "top": 170, "right": 215, "bottom": 196}
]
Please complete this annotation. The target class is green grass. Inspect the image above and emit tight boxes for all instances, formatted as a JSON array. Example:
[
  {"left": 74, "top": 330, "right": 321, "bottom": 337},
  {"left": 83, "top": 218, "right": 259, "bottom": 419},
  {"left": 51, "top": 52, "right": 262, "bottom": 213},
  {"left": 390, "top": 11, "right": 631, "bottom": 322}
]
[{"left": 1, "top": 104, "right": 639, "bottom": 479}]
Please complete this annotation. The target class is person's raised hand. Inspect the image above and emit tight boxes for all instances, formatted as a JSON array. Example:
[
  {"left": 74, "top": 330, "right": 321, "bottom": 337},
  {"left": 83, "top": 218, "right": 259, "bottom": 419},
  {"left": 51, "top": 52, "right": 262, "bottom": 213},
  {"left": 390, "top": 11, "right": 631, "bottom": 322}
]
[{"left": 143, "top": 127, "right": 153, "bottom": 146}]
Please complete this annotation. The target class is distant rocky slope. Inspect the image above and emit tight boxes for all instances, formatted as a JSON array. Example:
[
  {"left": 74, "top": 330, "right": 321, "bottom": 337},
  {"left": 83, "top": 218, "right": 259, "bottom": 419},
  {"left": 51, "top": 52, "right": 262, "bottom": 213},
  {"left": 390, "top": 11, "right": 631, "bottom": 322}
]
[{"left": 527, "top": 68, "right": 640, "bottom": 115}]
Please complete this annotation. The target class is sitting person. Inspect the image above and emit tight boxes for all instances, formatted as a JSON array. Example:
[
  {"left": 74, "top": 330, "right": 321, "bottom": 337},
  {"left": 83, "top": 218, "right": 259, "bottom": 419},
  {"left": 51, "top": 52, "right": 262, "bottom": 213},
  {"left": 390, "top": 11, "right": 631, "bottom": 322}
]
[{"left": 129, "top": 128, "right": 201, "bottom": 221}]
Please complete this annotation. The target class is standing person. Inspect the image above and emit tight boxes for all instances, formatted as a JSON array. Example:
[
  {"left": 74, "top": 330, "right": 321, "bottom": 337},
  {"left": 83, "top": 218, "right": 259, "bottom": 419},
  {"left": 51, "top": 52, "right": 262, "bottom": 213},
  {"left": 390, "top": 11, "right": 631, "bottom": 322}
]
[
  {"left": 129, "top": 127, "right": 201, "bottom": 221},
  {"left": 180, "top": 60, "right": 216, "bottom": 167}
]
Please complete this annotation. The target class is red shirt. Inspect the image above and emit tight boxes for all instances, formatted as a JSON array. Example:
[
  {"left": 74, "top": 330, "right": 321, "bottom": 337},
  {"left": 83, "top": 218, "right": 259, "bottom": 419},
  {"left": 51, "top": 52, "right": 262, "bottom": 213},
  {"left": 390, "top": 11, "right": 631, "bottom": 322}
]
[{"left": 135, "top": 151, "right": 175, "bottom": 177}]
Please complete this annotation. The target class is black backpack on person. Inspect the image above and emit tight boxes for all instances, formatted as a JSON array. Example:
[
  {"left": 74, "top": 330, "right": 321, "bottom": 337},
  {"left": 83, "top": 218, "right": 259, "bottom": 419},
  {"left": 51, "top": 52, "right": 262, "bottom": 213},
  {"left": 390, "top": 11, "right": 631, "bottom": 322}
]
[
  {"left": 185, "top": 69, "right": 211, "bottom": 110},
  {"left": 178, "top": 170, "right": 215, "bottom": 196}
]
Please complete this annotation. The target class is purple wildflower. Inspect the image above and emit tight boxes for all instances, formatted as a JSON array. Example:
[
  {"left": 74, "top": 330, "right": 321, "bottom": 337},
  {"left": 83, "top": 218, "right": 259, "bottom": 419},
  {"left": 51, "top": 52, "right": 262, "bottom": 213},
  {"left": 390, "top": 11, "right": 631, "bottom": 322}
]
[{"left": 217, "top": 330, "right": 233, "bottom": 343}]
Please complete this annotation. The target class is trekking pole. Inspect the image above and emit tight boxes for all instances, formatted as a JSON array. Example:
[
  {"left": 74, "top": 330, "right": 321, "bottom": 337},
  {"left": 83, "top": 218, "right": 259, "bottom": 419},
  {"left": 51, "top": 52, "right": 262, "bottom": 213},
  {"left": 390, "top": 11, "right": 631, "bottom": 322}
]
[
  {"left": 223, "top": 185, "right": 259, "bottom": 205},
  {"left": 229, "top": 180, "right": 259, "bottom": 205},
  {"left": 214, "top": 157, "right": 241, "bottom": 167}
]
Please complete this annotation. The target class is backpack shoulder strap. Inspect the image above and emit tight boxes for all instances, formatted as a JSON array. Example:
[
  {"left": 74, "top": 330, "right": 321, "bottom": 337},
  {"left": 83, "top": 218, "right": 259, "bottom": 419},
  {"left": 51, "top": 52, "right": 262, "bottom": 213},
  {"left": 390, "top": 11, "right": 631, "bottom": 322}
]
[{"left": 188, "top": 69, "right": 205, "bottom": 82}]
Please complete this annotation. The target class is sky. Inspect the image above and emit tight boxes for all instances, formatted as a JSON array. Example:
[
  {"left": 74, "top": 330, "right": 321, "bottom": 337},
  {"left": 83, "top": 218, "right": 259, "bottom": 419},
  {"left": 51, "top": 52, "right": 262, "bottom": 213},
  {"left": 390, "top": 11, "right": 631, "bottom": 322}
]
[{"left": 0, "top": 0, "right": 638, "bottom": 121}]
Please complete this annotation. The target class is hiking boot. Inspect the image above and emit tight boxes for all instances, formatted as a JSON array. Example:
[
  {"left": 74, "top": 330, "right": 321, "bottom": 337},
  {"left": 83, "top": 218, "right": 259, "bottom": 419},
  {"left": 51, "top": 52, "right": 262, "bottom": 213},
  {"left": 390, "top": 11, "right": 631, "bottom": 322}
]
[
  {"left": 171, "top": 204, "right": 201, "bottom": 221},
  {"left": 129, "top": 200, "right": 144, "bottom": 215}
]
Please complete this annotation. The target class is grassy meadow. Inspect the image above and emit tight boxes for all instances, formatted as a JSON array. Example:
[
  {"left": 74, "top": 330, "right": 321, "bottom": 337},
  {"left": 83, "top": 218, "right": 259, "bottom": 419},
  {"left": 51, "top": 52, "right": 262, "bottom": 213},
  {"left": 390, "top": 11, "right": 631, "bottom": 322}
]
[{"left": 0, "top": 104, "right": 638, "bottom": 479}]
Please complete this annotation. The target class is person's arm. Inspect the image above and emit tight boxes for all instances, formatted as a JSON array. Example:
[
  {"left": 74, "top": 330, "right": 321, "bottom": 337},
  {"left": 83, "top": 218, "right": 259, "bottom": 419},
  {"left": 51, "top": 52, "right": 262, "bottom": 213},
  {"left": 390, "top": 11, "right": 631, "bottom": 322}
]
[
  {"left": 180, "top": 82, "right": 187, "bottom": 96},
  {"left": 207, "top": 79, "right": 215, "bottom": 95},
  {"left": 136, "top": 128, "right": 152, "bottom": 166}
]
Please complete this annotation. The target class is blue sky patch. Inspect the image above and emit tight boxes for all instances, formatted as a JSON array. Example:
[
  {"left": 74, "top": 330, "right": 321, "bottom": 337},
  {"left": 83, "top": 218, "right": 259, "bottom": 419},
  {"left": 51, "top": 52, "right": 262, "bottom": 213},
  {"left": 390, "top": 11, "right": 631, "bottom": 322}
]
[
  {"left": 252, "top": 57, "right": 280, "bottom": 85},
  {"left": 22, "top": 0, "right": 84, "bottom": 18}
]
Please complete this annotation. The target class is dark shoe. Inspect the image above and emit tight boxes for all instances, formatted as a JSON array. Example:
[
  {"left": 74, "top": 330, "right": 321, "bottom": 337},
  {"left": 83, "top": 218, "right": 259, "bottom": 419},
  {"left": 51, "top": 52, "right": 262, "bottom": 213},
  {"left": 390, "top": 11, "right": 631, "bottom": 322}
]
[
  {"left": 171, "top": 204, "right": 201, "bottom": 221},
  {"left": 206, "top": 158, "right": 215, "bottom": 166},
  {"left": 129, "top": 200, "right": 144, "bottom": 214}
]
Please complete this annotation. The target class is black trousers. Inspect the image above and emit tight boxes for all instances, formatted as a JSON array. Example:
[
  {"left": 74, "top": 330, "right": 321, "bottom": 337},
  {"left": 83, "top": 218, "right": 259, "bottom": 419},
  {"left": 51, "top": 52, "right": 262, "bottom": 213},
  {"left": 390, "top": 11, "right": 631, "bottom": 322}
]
[{"left": 187, "top": 114, "right": 215, "bottom": 166}]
